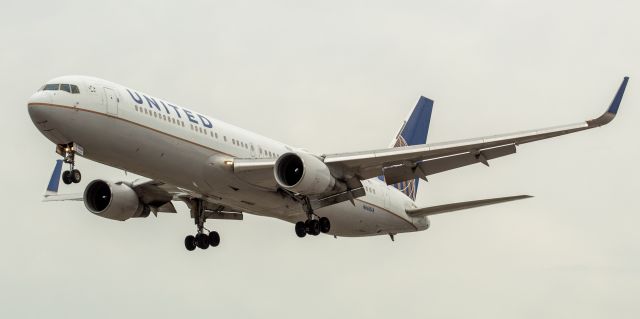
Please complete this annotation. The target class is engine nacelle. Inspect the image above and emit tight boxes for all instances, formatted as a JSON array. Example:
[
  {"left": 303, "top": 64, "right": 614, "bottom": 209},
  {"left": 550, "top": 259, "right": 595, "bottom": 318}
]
[
  {"left": 274, "top": 152, "right": 337, "bottom": 195},
  {"left": 83, "top": 180, "right": 149, "bottom": 221}
]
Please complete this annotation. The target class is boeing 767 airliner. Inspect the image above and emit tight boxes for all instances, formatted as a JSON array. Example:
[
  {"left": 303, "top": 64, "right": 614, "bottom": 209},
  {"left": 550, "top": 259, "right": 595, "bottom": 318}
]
[{"left": 28, "top": 76, "right": 629, "bottom": 251}]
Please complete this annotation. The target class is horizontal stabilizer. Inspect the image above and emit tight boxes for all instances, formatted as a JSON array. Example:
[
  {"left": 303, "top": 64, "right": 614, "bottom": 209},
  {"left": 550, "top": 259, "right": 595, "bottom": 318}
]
[
  {"left": 43, "top": 193, "right": 83, "bottom": 202},
  {"left": 406, "top": 195, "right": 533, "bottom": 217}
]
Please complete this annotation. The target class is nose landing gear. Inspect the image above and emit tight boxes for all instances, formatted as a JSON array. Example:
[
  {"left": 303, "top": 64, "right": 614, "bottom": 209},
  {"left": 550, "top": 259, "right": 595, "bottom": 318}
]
[{"left": 57, "top": 143, "right": 82, "bottom": 185}]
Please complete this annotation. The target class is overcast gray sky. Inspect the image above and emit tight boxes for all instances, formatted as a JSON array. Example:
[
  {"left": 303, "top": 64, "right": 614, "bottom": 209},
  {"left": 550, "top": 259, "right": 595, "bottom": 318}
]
[{"left": 1, "top": 0, "right": 638, "bottom": 318}]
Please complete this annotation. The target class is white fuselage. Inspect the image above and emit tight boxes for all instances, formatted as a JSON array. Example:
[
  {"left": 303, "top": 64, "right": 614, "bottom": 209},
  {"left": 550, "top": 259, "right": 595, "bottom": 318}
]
[{"left": 28, "top": 76, "right": 429, "bottom": 237}]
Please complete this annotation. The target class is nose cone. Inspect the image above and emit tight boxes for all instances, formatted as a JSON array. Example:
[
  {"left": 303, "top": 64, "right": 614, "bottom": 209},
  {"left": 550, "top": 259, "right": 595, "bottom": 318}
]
[
  {"left": 28, "top": 90, "right": 52, "bottom": 106},
  {"left": 28, "top": 90, "right": 52, "bottom": 125},
  {"left": 28, "top": 91, "right": 71, "bottom": 144}
]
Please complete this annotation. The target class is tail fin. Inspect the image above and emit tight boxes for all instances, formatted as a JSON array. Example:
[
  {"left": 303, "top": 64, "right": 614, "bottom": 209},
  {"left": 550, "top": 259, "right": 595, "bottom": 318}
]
[
  {"left": 380, "top": 96, "right": 434, "bottom": 200},
  {"left": 46, "top": 160, "right": 64, "bottom": 196}
]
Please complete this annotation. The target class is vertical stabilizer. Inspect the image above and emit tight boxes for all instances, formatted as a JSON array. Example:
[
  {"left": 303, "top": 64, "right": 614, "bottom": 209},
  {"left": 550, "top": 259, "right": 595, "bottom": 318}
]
[{"left": 381, "top": 96, "right": 434, "bottom": 200}]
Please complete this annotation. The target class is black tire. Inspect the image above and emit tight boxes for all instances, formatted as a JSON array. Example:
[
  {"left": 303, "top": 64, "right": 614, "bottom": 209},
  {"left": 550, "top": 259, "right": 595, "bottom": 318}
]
[
  {"left": 208, "top": 231, "right": 220, "bottom": 247},
  {"left": 295, "top": 222, "right": 307, "bottom": 238},
  {"left": 71, "top": 169, "right": 81, "bottom": 184},
  {"left": 308, "top": 220, "right": 321, "bottom": 236},
  {"left": 319, "top": 217, "right": 331, "bottom": 233},
  {"left": 184, "top": 235, "right": 196, "bottom": 251},
  {"left": 196, "top": 233, "right": 209, "bottom": 250},
  {"left": 62, "top": 170, "right": 72, "bottom": 185}
]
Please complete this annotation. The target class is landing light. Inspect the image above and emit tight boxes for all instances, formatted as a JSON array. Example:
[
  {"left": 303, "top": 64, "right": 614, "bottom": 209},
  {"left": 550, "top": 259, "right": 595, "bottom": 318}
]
[{"left": 224, "top": 160, "right": 234, "bottom": 166}]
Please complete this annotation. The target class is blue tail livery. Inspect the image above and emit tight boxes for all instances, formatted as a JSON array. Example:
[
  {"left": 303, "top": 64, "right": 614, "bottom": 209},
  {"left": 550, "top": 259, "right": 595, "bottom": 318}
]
[
  {"left": 46, "top": 160, "right": 64, "bottom": 195},
  {"left": 381, "top": 96, "right": 434, "bottom": 200}
]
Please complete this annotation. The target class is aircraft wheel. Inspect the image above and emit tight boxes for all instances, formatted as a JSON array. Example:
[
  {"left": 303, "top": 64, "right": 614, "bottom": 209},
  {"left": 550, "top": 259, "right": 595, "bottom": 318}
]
[
  {"left": 208, "top": 231, "right": 220, "bottom": 247},
  {"left": 195, "top": 233, "right": 209, "bottom": 249},
  {"left": 62, "top": 170, "right": 72, "bottom": 185},
  {"left": 184, "top": 235, "right": 196, "bottom": 251},
  {"left": 319, "top": 217, "right": 331, "bottom": 233},
  {"left": 307, "top": 220, "right": 321, "bottom": 236},
  {"left": 295, "top": 222, "right": 307, "bottom": 238},
  {"left": 71, "top": 169, "right": 81, "bottom": 183}
]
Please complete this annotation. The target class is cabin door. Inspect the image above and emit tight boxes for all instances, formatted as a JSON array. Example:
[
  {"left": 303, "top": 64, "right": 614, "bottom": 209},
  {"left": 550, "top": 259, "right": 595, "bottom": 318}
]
[{"left": 104, "top": 87, "right": 119, "bottom": 116}]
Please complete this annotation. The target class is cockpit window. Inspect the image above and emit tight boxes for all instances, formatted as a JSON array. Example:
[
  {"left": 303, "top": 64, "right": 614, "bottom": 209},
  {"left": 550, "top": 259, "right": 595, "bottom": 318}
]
[{"left": 40, "top": 83, "right": 81, "bottom": 94}]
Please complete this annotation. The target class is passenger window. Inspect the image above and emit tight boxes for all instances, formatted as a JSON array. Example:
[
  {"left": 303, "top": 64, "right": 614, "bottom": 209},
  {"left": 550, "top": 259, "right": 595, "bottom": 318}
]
[
  {"left": 60, "top": 84, "right": 71, "bottom": 93},
  {"left": 215, "top": 133, "right": 218, "bottom": 139},
  {"left": 43, "top": 84, "right": 59, "bottom": 91},
  {"left": 224, "top": 136, "right": 227, "bottom": 142},
  {"left": 71, "top": 85, "right": 80, "bottom": 94}
]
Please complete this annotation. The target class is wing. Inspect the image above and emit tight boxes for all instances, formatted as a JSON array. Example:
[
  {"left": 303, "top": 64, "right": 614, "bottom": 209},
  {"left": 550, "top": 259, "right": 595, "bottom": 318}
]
[
  {"left": 231, "top": 77, "right": 628, "bottom": 202},
  {"left": 42, "top": 162, "right": 244, "bottom": 219},
  {"left": 324, "top": 77, "right": 629, "bottom": 184}
]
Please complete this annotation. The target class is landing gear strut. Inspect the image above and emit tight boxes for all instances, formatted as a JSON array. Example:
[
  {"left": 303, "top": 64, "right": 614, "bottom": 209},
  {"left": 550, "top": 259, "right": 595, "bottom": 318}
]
[
  {"left": 294, "top": 196, "right": 331, "bottom": 238},
  {"left": 58, "top": 143, "right": 81, "bottom": 185},
  {"left": 184, "top": 198, "right": 221, "bottom": 251}
]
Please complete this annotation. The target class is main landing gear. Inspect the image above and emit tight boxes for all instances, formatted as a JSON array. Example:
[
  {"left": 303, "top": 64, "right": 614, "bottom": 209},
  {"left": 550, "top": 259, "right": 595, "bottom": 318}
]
[
  {"left": 294, "top": 197, "right": 331, "bottom": 238},
  {"left": 58, "top": 143, "right": 81, "bottom": 185},
  {"left": 184, "top": 198, "right": 221, "bottom": 252},
  {"left": 295, "top": 217, "right": 331, "bottom": 238}
]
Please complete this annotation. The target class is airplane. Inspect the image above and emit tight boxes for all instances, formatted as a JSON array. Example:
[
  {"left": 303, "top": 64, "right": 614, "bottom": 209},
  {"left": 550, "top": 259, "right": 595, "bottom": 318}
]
[{"left": 28, "top": 76, "right": 629, "bottom": 251}]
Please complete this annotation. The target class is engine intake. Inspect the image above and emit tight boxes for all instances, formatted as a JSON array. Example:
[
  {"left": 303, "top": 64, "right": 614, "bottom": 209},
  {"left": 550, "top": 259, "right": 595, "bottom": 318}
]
[
  {"left": 84, "top": 180, "right": 149, "bottom": 221},
  {"left": 274, "top": 152, "right": 337, "bottom": 195}
]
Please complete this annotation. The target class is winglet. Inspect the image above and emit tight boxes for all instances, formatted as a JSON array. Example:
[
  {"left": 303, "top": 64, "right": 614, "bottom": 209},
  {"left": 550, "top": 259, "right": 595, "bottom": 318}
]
[
  {"left": 608, "top": 76, "right": 629, "bottom": 115},
  {"left": 45, "top": 160, "right": 64, "bottom": 196},
  {"left": 588, "top": 76, "right": 629, "bottom": 127}
]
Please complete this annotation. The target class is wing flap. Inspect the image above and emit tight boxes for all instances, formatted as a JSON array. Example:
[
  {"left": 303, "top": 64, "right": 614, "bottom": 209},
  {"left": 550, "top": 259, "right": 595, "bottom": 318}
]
[
  {"left": 382, "top": 144, "right": 516, "bottom": 185},
  {"left": 406, "top": 195, "right": 533, "bottom": 217}
]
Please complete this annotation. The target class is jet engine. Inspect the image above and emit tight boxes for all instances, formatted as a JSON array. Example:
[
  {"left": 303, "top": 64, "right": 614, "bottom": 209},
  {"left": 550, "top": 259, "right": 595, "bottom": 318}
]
[
  {"left": 274, "top": 152, "right": 338, "bottom": 195},
  {"left": 83, "top": 180, "right": 150, "bottom": 221}
]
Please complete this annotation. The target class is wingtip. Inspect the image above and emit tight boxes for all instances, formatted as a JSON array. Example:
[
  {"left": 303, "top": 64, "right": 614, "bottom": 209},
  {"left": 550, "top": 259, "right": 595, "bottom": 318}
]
[
  {"left": 587, "top": 77, "right": 629, "bottom": 127},
  {"left": 606, "top": 76, "right": 629, "bottom": 115}
]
